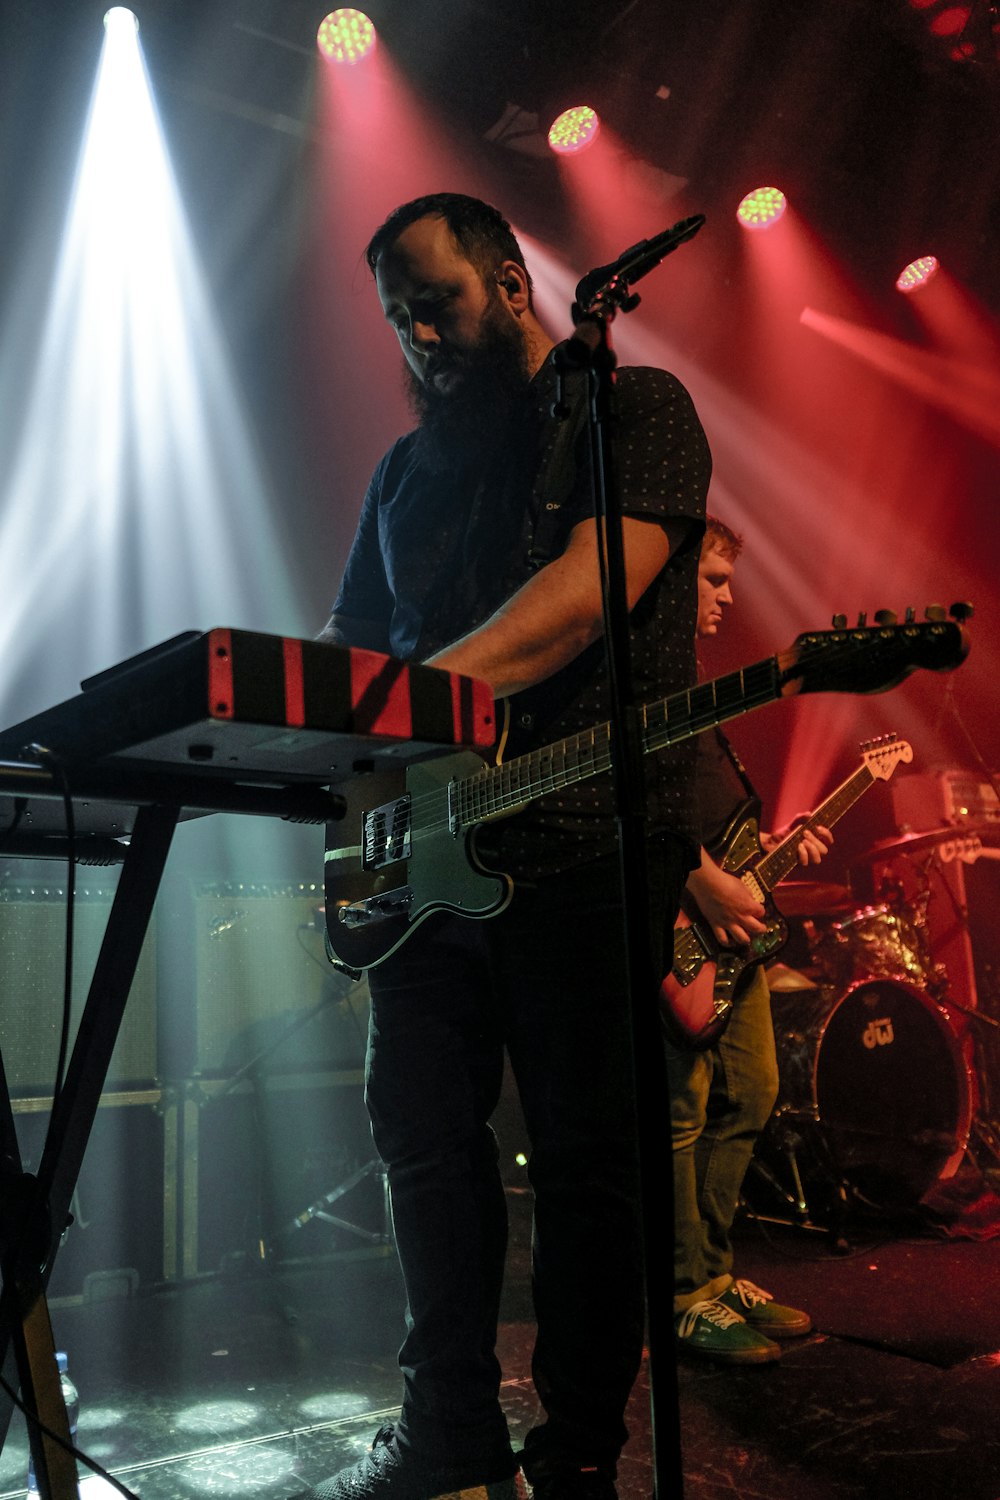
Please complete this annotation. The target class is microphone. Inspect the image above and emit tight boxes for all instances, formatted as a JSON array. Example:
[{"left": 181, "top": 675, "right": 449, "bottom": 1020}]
[{"left": 574, "top": 214, "right": 706, "bottom": 311}]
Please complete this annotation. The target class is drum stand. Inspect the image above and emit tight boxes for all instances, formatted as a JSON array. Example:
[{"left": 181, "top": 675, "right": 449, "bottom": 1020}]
[
  {"left": 743, "top": 1115, "right": 855, "bottom": 1252},
  {"left": 931, "top": 994, "right": 1000, "bottom": 1183}
]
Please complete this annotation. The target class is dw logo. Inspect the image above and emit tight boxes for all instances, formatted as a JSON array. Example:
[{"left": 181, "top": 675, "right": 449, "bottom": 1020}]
[{"left": 862, "top": 1017, "right": 895, "bottom": 1049}]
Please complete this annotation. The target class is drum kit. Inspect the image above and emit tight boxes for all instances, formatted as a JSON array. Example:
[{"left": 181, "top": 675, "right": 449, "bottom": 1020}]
[{"left": 749, "top": 825, "right": 998, "bottom": 1236}]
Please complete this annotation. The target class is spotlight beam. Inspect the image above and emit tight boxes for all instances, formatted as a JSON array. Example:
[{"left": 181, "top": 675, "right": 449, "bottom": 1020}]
[{"left": 0, "top": 12, "right": 303, "bottom": 728}]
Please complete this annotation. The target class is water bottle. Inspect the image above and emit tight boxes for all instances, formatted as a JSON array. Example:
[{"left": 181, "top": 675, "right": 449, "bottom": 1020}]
[{"left": 26, "top": 1351, "right": 78, "bottom": 1496}]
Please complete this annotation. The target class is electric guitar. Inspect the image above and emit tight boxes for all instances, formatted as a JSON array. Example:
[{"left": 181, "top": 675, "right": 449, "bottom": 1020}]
[
  {"left": 660, "top": 734, "right": 913, "bottom": 1050},
  {"left": 323, "top": 613, "right": 969, "bottom": 975}
]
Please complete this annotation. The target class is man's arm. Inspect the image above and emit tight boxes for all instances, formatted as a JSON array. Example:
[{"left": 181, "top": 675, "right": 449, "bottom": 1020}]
[{"left": 425, "top": 514, "right": 691, "bottom": 698}]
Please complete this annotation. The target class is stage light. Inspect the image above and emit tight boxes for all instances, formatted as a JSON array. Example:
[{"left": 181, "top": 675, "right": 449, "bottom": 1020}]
[
  {"left": 0, "top": 4, "right": 303, "bottom": 732},
  {"left": 317, "top": 9, "right": 376, "bottom": 65},
  {"left": 896, "top": 255, "right": 940, "bottom": 293},
  {"left": 547, "top": 105, "right": 601, "bottom": 155},
  {"left": 930, "top": 5, "right": 972, "bottom": 35},
  {"left": 103, "top": 7, "right": 138, "bottom": 33},
  {"left": 736, "top": 186, "right": 787, "bottom": 230}
]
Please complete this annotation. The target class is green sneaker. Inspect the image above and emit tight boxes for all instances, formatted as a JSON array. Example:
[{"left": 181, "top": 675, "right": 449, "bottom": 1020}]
[
  {"left": 716, "top": 1278, "right": 812, "bottom": 1338},
  {"left": 675, "top": 1299, "right": 780, "bottom": 1365}
]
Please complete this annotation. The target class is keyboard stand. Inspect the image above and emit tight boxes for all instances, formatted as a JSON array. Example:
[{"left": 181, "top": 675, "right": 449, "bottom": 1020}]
[
  {"left": 0, "top": 801, "right": 179, "bottom": 1500},
  {"left": 0, "top": 770, "right": 343, "bottom": 1500}
]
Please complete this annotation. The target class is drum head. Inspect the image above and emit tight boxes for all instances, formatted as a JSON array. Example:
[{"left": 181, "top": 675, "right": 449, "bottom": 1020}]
[{"left": 814, "top": 979, "right": 971, "bottom": 1205}]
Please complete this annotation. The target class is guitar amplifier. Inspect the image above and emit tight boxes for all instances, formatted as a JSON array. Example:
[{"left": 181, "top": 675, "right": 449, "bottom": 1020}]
[
  {"left": 0, "top": 882, "right": 158, "bottom": 1094},
  {"left": 157, "top": 882, "right": 370, "bottom": 1079},
  {"left": 891, "top": 768, "right": 1000, "bottom": 831}
]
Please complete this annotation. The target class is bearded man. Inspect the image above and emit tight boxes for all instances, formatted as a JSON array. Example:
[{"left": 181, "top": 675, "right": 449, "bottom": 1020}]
[{"left": 312, "top": 193, "right": 711, "bottom": 1500}]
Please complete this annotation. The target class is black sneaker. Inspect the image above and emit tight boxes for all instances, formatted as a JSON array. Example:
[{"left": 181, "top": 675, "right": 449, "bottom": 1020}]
[{"left": 299, "top": 1422, "right": 524, "bottom": 1500}]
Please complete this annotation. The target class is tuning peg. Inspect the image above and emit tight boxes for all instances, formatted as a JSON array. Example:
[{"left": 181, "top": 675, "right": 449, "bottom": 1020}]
[
  {"left": 856, "top": 611, "right": 868, "bottom": 627},
  {"left": 831, "top": 613, "right": 847, "bottom": 630},
  {"left": 924, "top": 604, "right": 947, "bottom": 621},
  {"left": 874, "top": 609, "right": 897, "bottom": 626},
  {"left": 950, "top": 601, "right": 974, "bottom": 621},
  {"left": 905, "top": 607, "right": 915, "bottom": 623}
]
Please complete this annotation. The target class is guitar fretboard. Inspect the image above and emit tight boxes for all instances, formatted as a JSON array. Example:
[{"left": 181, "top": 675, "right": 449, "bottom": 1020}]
[
  {"left": 455, "top": 657, "right": 783, "bottom": 828},
  {"left": 756, "top": 763, "right": 874, "bottom": 892}
]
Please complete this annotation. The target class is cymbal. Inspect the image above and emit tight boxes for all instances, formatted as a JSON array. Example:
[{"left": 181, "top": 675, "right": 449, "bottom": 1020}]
[
  {"left": 777, "top": 881, "right": 855, "bottom": 916},
  {"left": 854, "top": 825, "right": 994, "bottom": 864}
]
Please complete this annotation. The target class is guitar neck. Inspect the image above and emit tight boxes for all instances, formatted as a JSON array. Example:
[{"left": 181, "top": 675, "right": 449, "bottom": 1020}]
[
  {"left": 459, "top": 656, "right": 783, "bottom": 827},
  {"left": 754, "top": 762, "right": 876, "bottom": 892}
]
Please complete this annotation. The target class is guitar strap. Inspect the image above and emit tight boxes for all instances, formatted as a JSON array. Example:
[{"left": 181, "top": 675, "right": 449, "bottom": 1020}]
[{"left": 717, "top": 728, "right": 758, "bottom": 805}]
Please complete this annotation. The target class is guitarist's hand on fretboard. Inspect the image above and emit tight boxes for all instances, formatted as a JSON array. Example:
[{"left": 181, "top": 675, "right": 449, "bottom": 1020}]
[
  {"left": 685, "top": 851, "right": 767, "bottom": 948},
  {"left": 759, "top": 821, "right": 833, "bottom": 865}
]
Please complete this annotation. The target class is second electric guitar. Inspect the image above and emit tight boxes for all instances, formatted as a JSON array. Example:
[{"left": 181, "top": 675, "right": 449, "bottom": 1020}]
[{"left": 660, "top": 734, "right": 913, "bottom": 1049}]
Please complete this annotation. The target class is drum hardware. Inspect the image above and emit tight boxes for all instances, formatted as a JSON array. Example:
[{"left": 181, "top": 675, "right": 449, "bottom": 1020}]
[
  {"left": 854, "top": 820, "right": 1000, "bottom": 1157},
  {"left": 804, "top": 895, "right": 934, "bottom": 993},
  {"left": 936, "top": 998, "right": 1000, "bottom": 1176},
  {"left": 854, "top": 825, "right": 996, "bottom": 864},
  {"left": 748, "top": 977, "right": 976, "bottom": 1238}
]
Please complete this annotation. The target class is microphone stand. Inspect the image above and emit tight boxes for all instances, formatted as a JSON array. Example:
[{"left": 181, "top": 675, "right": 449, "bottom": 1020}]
[{"left": 557, "top": 237, "right": 700, "bottom": 1500}]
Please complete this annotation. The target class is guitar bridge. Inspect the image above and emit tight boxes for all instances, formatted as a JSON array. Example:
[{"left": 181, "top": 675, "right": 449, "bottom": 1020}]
[{"left": 362, "top": 794, "right": 412, "bottom": 870}]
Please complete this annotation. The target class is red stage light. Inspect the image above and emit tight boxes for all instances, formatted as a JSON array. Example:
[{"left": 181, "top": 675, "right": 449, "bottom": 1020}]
[
  {"left": 930, "top": 5, "right": 972, "bottom": 35},
  {"left": 736, "top": 186, "right": 787, "bottom": 230},
  {"left": 896, "top": 255, "right": 940, "bottom": 293},
  {"left": 547, "top": 106, "right": 600, "bottom": 155},
  {"left": 317, "top": 9, "right": 376, "bottom": 65}
]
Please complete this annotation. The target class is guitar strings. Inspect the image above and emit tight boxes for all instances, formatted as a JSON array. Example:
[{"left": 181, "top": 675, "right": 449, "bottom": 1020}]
[{"left": 380, "top": 630, "right": 923, "bottom": 844}]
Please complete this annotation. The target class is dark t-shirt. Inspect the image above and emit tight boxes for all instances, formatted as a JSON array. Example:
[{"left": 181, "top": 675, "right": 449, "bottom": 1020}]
[
  {"left": 330, "top": 346, "right": 711, "bottom": 877},
  {"left": 695, "top": 727, "right": 758, "bottom": 849}
]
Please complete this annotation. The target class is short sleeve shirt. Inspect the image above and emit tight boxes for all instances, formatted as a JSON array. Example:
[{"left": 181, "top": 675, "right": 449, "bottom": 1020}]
[{"left": 331, "top": 345, "right": 712, "bottom": 877}]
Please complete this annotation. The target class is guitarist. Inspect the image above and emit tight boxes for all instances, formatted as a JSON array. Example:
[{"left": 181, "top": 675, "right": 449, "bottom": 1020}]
[
  {"left": 669, "top": 517, "right": 831, "bottom": 1364},
  {"left": 312, "top": 195, "right": 711, "bottom": 1500}
]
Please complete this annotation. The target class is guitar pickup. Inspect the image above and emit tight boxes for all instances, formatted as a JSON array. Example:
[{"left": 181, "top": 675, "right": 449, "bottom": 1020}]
[
  {"left": 337, "top": 887, "right": 414, "bottom": 926},
  {"left": 362, "top": 794, "right": 412, "bottom": 870}
]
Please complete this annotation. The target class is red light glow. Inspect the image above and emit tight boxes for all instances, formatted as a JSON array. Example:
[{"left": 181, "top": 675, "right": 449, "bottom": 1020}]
[
  {"left": 317, "top": 9, "right": 376, "bottom": 64},
  {"left": 896, "top": 255, "right": 940, "bottom": 293},
  {"left": 736, "top": 186, "right": 787, "bottom": 230},
  {"left": 547, "top": 106, "right": 601, "bottom": 155},
  {"left": 930, "top": 5, "right": 972, "bottom": 35}
]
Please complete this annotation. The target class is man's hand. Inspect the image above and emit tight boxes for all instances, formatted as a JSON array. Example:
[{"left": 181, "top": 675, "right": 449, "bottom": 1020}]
[
  {"left": 685, "top": 852, "right": 767, "bottom": 948},
  {"left": 759, "top": 820, "right": 833, "bottom": 865}
]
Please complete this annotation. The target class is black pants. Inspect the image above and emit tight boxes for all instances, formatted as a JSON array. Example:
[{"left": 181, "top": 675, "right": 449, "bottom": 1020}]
[{"left": 365, "top": 836, "right": 689, "bottom": 1473}]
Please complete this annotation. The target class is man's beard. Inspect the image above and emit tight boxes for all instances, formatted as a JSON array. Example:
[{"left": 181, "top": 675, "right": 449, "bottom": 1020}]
[{"left": 404, "top": 298, "right": 533, "bottom": 475}]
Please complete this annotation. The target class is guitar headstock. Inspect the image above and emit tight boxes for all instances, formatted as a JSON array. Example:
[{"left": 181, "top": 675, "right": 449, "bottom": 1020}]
[
  {"left": 859, "top": 733, "right": 914, "bottom": 781},
  {"left": 781, "top": 605, "right": 972, "bottom": 698}
]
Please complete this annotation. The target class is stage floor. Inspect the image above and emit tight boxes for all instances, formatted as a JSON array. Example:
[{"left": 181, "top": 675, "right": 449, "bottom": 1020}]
[{"left": 4, "top": 1182, "right": 1000, "bottom": 1500}]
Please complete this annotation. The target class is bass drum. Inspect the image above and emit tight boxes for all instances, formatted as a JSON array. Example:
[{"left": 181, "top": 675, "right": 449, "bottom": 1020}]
[{"left": 768, "top": 978, "right": 975, "bottom": 1209}]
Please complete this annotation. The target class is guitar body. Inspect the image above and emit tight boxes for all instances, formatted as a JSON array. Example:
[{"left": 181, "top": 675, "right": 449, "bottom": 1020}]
[
  {"left": 324, "top": 750, "right": 513, "bottom": 974},
  {"left": 660, "top": 802, "right": 790, "bottom": 1050},
  {"left": 658, "top": 733, "right": 916, "bottom": 1047}
]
